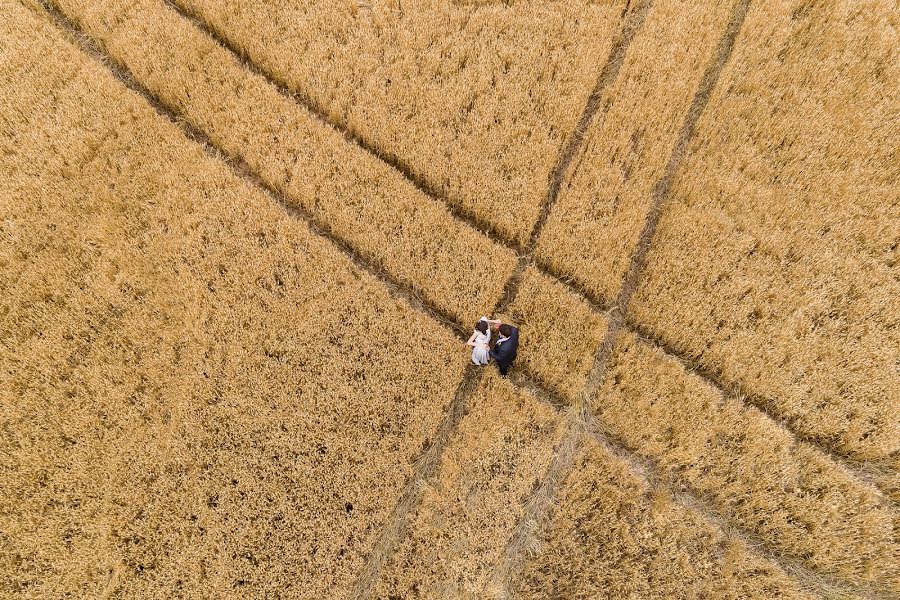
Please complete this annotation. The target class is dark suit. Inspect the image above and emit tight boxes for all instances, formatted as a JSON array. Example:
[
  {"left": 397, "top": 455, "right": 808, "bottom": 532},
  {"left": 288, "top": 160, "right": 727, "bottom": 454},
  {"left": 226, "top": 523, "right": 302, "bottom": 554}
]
[{"left": 489, "top": 326, "right": 519, "bottom": 376}]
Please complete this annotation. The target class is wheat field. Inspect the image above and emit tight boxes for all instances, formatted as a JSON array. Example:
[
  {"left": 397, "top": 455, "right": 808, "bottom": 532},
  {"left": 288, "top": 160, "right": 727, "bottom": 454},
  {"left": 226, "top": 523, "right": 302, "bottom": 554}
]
[{"left": 1, "top": 0, "right": 897, "bottom": 598}]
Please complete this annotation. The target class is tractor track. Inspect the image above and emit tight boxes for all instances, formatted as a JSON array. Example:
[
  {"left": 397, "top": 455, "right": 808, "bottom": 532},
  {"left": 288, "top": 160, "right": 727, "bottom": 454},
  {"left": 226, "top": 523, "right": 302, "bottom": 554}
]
[{"left": 348, "top": 1, "right": 651, "bottom": 595}]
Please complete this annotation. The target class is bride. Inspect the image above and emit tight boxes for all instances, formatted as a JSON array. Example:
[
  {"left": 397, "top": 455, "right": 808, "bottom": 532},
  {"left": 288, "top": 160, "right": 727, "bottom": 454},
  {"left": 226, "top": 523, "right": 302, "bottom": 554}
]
[{"left": 466, "top": 316, "right": 500, "bottom": 366}]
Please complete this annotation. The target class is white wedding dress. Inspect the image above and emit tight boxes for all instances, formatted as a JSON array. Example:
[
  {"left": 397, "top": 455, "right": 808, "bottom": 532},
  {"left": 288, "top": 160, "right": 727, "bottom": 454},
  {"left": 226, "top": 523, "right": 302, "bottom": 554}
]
[{"left": 471, "top": 317, "right": 491, "bottom": 366}]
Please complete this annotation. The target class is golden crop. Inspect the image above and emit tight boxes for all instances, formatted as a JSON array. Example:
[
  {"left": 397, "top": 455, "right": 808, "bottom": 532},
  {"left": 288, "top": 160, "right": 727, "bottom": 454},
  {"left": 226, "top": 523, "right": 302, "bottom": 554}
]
[
  {"left": 600, "top": 332, "right": 898, "bottom": 593},
  {"left": 3, "top": 0, "right": 896, "bottom": 597},
  {"left": 52, "top": 0, "right": 517, "bottom": 328},
  {"left": 630, "top": 0, "right": 899, "bottom": 463},
  {"left": 169, "top": 0, "right": 632, "bottom": 245},
  {"left": 535, "top": 0, "right": 737, "bottom": 305},
  {"left": 507, "top": 266, "right": 608, "bottom": 400},
  {"left": 45, "top": 0, "right": 618, "bottom": 419},
  {"left": 515, "top": 437, "right": 817, "bottom": 599},
  {"left": 375, "top": 370, "right": 564, "bottom": 599},
  {"left": 2, "top": 4, "right": 466, "bottom": 597}
]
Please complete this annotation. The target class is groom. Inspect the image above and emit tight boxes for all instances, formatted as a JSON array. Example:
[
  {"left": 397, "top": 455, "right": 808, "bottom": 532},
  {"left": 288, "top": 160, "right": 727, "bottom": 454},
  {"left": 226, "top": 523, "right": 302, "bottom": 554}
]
[{"left": 489, "top": 322, "right": 519, "bottom": 377}]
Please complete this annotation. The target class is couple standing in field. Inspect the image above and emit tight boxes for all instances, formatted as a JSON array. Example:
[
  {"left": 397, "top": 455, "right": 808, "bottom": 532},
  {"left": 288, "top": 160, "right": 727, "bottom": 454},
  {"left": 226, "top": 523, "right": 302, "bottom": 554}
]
[{"left": 466, "top": 316, "right": 519, "bottom": 376}]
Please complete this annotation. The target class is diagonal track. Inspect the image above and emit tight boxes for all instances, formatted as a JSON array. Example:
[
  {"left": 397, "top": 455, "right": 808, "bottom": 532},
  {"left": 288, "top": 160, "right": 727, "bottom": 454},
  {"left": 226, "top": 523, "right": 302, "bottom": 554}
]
[
  {"left": 491, "top": 2, "right": 900, "bottom": 596},
  {"left": 348, "top": 2, "right": 652, "bottom": 596},
  {"left": 161, "top": 0, "right": 639, "bottom": 312},
  {"left": 493, "top": 0, "right": 653, "bottom": 312},
  {"left": 647, "top": 331, "right": 896, "bottom": 504},
  {"left": 627, "top": 321, "right": 900, "bottom": 507},
  {"left": 35, "top": 3, "right": 896, "bottom": 598},
  {"left": 27, "top": 12, "right": 489, "bottom": 600},
  {"left": 35, "top": 0, "right": 478, "bottom": 339},
  {"left": 157, "top": 0, "right": 895, "bottom": 489},
  {"left": 489, "top": 1, "right": 772, "bottom": 596},
  {"left": 163, "top": 0, "right": 515, "bottom": 249},
  {"left": 582, "top": 427, "right": 892, "bottom": 600}
]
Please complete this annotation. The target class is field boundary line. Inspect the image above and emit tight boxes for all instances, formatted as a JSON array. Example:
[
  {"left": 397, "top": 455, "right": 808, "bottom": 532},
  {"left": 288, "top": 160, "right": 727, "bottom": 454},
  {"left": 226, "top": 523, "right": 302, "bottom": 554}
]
[
  {"left": 348, "top": 2, "right": 651, "bottom": 596},
  {"left": 488, "top": 0, "right": 754, "bottom": 595},
  {"left": 156, "top": 0, "right": 891, "bottom": 491},
  {"left": 161, "top": 0, "right": 897, "bottom": 494},
  {"left": 34, "top": 4, "right": 896, "bottom": 597}
]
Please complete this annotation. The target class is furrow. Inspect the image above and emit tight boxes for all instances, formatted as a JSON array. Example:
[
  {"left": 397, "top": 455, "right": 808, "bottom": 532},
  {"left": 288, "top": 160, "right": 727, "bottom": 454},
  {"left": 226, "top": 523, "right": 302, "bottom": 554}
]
[
  {"left": 495, "top": 0, "right": 652, "bottom": 319},
  {"left": 162, "top": 0, "right": 515, "bottom": 249},
  {"left": 167, "top": 0, "right": 647, "bottom": 302},
  {"left": 583, "top": 425, "right": 891, "bottom": 600},
  {"left": 626, "top": 318, "right": 899, "bottom": 508},
  {"left": 37, "top": 0, "right": 472, "bottom": 346}
]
